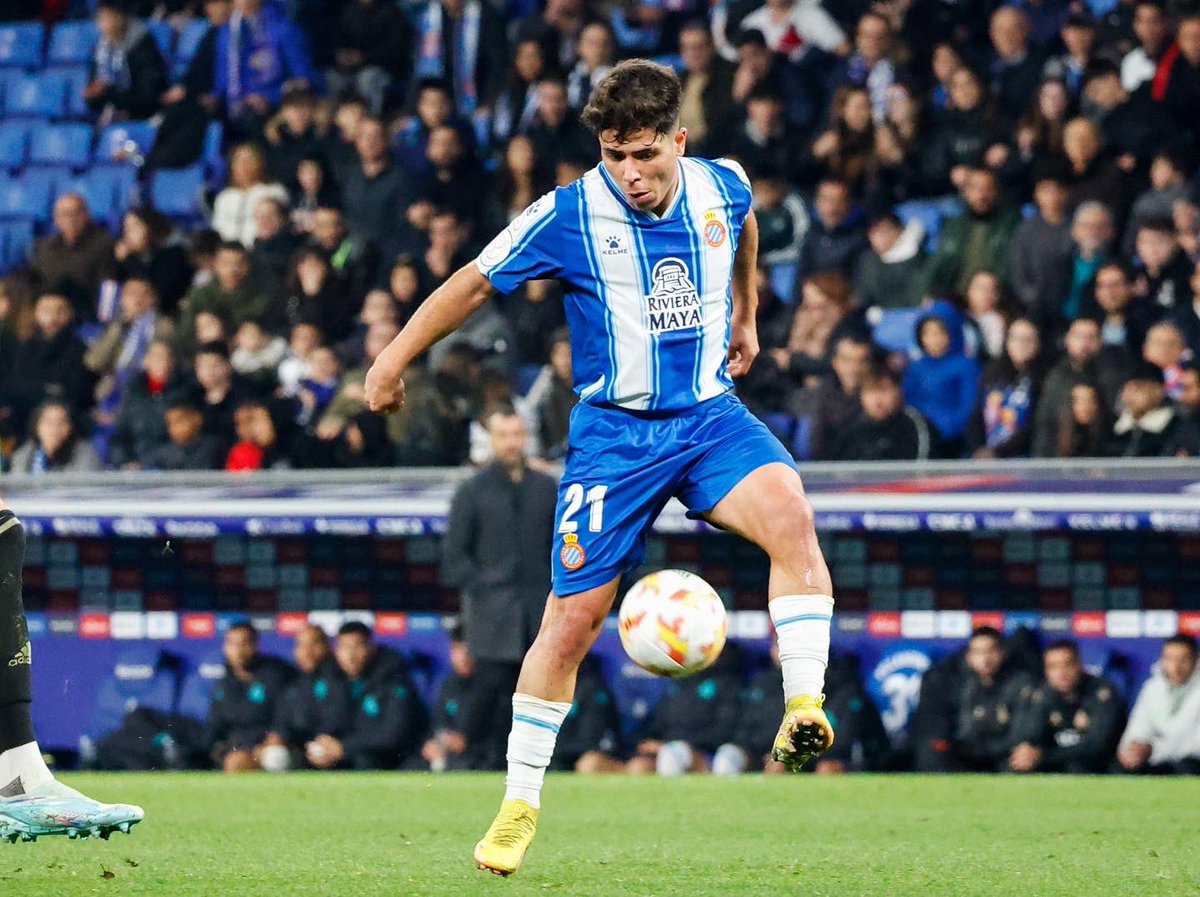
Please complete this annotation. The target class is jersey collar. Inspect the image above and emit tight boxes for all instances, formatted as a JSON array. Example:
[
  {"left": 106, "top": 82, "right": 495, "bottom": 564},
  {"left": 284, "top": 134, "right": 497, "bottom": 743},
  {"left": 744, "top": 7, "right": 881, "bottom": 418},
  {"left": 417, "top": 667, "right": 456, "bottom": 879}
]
[{"left": 596, "top": 159, "right": 685, "bottom": 222}]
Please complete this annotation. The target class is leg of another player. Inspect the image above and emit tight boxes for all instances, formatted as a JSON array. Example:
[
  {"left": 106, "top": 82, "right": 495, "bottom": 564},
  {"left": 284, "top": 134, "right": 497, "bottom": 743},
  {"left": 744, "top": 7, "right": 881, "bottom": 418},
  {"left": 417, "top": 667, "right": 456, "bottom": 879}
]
[
  {"left": 0, "top": 505, "right": 52, "bottom": 797},
  {"left": 0, "top": 501, "right": 144, "bottom": 841},
  {"left": 704, "top": 463, "right": 836, "bottom": 768},
  {"left": 475, "top": 576, "right": 620, "bottom": 876}
]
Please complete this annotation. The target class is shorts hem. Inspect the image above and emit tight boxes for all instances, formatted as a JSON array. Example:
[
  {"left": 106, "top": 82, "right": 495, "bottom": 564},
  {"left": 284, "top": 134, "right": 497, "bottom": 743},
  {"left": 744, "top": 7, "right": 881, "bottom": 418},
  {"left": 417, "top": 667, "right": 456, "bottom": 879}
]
[
  {"left": 683, "top": 456, "right": 796, "bottom": 520},
  {"left": 552, "top": 564, "right": 629, "bottom": 598}
]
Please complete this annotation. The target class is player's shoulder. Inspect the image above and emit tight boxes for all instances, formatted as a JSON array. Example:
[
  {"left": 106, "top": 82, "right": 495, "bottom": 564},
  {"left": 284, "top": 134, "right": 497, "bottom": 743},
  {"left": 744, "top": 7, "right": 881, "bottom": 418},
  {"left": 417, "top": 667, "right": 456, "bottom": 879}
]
[{"left": 687, "top": 156, "right": 752, "bottom": 193}]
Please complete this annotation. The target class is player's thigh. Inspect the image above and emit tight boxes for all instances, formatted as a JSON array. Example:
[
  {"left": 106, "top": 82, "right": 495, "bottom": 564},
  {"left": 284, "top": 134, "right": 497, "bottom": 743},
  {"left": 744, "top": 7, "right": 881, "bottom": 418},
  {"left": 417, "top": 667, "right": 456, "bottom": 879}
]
[
  {"left": 675, "top": 396, "right": 807, "bottom": 550},
  {"left": 551, "top": 404, "right": 679, "bottom": 598},
  {"left": 702, "top": 462, "right": 813, "bottom": 554}
]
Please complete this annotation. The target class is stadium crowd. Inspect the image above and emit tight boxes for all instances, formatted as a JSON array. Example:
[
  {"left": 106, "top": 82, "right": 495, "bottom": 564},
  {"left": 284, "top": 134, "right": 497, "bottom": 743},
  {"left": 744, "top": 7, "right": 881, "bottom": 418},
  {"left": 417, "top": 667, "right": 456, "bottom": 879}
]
[
  {"left": 1, "top": 0, "right": 1200, "bottom": 471},
  {"left": 90, "top": 617, "right": 1200, "bottom": 776}
]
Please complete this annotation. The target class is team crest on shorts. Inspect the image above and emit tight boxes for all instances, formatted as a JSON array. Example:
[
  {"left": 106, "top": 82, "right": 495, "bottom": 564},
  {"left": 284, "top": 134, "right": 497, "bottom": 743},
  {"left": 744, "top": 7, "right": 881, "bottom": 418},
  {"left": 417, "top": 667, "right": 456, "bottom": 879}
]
[
  {"left": 703, "top": 211, "right": 727, "bottom": 248},
  {"left": 560, "top": 532, "right": 586, "bottom": 571}
]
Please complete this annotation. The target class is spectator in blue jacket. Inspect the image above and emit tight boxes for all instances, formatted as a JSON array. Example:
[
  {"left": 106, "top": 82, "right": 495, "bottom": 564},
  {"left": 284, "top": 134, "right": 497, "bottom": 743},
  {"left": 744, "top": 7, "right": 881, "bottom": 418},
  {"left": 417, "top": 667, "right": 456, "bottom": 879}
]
[
  {"left": 214, "top": 0, "right": 318, "bottom": 139},
  {"left": 903, "top": 301, "right": 980, "bottom": 458}
]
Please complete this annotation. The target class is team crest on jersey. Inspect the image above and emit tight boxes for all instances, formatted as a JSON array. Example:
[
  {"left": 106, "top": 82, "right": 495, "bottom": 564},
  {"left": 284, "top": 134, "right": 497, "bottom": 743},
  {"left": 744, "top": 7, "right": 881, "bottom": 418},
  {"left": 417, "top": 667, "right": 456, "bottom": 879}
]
[
  {"left": 702, "top": 211, "right": 727, "bottom": 248},
  {"left": 560, "top": 532, "right": 586, "bottom": 571},
  {"left": 646, "top": 258, "right": 702, "bottom": 333}
]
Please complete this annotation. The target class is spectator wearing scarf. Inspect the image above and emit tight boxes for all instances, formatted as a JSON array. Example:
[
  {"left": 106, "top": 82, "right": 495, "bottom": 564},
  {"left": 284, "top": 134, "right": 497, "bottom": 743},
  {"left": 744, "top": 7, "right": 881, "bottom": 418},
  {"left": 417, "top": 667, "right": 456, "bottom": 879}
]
[
  {"left": 214, "top": 0, "right": 317, "bottom": 132},
  {"left": 84, "top": 0, "right": 169, "bottom": 121},
  {"left": 412, "top": 0, "right": 508, "bottom": 122}
]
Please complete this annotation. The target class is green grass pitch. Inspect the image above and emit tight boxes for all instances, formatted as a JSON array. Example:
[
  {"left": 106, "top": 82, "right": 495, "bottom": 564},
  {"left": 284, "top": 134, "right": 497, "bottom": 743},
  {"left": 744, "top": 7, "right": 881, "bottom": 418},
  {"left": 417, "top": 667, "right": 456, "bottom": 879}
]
[{"left": 2, "top": 773, "right": 1198, "bottom": 896}]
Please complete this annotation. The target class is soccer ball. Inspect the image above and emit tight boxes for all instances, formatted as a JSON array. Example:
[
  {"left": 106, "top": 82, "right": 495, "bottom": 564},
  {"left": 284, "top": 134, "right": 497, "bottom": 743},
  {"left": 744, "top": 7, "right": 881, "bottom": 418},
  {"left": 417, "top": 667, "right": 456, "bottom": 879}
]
[{"left": 618, "top": 569, "right": 727, "bottom": 678}]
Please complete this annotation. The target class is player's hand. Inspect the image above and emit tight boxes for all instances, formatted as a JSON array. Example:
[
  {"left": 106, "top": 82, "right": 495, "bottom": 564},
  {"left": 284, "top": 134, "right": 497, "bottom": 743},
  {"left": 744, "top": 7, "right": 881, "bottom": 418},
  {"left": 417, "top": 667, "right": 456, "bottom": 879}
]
[
  {"left": 726, "top": 320, "right": 759, "bottom": 378},
  {"left": 1117, "top": 741, "right": 1151, "bottom": 771},
  {"left": 1008, "top": 743, "right": 1040, "bottom": 773},
  {"left": 365, "top": 364, "right": 406, "bottom": 415}
]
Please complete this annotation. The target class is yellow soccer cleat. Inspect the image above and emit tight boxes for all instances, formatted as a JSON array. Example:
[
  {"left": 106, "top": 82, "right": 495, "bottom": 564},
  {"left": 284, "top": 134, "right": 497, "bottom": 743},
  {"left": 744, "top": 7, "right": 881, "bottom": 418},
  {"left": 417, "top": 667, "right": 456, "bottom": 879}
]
[
  {"left": 473, "top": 799, "right": 539, "bottom": 876},
  {"left": 771, "top": 694, "right": 835, "bottom": 771}
]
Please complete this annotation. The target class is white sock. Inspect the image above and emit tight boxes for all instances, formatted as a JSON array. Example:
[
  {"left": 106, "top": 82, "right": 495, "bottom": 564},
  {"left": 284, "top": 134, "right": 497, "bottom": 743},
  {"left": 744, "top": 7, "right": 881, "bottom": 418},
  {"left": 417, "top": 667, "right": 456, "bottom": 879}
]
[
  {"left": 655, "top": 740, "right": 693, "bottom": 777},
  {"left": 0, "top": 741, "right": 53, "bottom": 795},
  {"left": 770, "top": 594, "right": 834, "bottom": 700},
  {"left": 503, "top": 694, "right": 571, "bottom": 809}
]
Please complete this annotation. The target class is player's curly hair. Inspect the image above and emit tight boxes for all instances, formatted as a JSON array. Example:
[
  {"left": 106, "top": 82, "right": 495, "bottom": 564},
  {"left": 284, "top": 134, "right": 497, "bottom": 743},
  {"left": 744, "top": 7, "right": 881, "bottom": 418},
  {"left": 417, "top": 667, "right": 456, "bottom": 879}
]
[{"left": 580, "top": 60, "right": 682, "bottom": 143}]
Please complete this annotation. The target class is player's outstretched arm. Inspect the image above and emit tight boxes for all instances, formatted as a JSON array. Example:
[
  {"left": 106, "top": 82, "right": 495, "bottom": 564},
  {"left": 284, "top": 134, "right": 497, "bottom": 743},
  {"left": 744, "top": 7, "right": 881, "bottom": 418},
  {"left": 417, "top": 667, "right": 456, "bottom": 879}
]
[
  {"left": 727, "top": 208, "right": 759, "bottom": 378},
  {"left": 365, "top": 263, "right": 496, "bottom": 414}
]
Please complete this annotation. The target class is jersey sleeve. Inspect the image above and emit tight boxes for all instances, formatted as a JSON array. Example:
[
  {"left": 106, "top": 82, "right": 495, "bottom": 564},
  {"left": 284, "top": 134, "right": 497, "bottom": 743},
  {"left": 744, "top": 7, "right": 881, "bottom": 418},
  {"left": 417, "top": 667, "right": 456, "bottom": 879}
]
[
  {"left": 710, "top": 158, "right": 753, "bottom": 216},
  {"left": 474, "top": 189, "right": 564, "bottom": 294}
]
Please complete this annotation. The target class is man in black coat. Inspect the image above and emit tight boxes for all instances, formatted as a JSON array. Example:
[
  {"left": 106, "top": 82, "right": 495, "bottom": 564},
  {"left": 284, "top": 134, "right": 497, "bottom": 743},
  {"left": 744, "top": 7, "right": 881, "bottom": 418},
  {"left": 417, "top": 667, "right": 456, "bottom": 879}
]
[
  {"left": 1082, "top": 59, "right": 1176, "bottom": 172},
  {"left": 328, "top": 0, "right": 413, "bottom": 114},
  {"left": 1, "top": 294, "right": 92, "bottom": 440},
  {"left": 441, "top": 409, "right": 558, "bottom": 768},
  {"left": 833, "top": 365, "right": 931, "bottom": 462},
  {"left": 205, "top": 622, "right": 295, "bottom": 771},
  {"left": 84, "top": 0, "right": 169, "bottom": 120},
  {"left": 1106, "top": 360, "right": 1184, "bottom": 457},
  {"left": 341, "top": 118, "right": 418, "bottom": 257}
]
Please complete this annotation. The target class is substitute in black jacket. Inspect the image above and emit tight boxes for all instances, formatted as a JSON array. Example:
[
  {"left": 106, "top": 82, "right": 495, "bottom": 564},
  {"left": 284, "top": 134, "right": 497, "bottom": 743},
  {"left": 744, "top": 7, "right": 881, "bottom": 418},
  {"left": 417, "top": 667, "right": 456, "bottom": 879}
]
[
  {"left": 550, "top": 654, "right": 623, "bottom": 773},
  {"left": 266, "top": 625, "right": 351, "bottom": 767},
  {"left": 85, "top": 1, "right": 169, "bottom": 121},
  {"left": 715, "top": 647, "right": 887, "bottom": 775},
  {"left": 954, "top": 627, "right": 1036, "bottom": 772},
  {"left": 441, "top": 409, "right": 557, "bottom": 768},
  {"left": 1009, "top": 640, "right": 1125, "bottom": 774},
  {"left": 626, "top": 644, "right": 742, "bottom": 775},
  {"left": 308, "top": 623, "right": 426, "bottom": 770},
  {"left": 206, "top": 623, "right": 295, "bottom": 772},
  {"left": 421, "top": 622, "right": 484, "bottom": 771},
  {"left": 833, "top": 365, "right": 931, "bottom": 461}
]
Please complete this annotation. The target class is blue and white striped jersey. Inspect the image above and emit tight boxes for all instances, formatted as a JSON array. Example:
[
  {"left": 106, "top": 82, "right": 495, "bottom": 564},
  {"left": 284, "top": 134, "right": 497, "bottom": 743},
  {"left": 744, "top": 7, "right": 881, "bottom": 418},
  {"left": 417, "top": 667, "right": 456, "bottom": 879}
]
[{"left": 475, "top": 156, "right": 753, "bottom": 412}]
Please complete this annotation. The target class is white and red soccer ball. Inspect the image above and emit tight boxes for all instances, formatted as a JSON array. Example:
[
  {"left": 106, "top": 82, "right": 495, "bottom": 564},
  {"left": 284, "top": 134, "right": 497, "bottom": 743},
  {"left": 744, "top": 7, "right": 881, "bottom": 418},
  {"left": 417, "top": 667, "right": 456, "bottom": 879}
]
[{"left": 618, "top": 569, "right": 727, "bottom": 678}]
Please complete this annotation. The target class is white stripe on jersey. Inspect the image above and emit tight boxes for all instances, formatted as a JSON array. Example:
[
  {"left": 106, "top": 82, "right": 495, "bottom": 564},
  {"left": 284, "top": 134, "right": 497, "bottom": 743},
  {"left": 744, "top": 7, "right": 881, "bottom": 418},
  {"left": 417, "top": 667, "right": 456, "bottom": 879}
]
[
  {"left": 683, "top": 158, "right": 737, "bottom": 399},
  {"left": 581, "top": 169, "right": 654, "bottom": 409}
]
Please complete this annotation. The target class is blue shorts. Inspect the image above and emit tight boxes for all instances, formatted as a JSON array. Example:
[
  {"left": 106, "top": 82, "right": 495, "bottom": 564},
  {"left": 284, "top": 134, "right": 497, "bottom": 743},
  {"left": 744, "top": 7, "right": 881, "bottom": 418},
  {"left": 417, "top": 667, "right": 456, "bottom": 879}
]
[{"left": 551, "top": 392, "right": 795, "bottom": 597}]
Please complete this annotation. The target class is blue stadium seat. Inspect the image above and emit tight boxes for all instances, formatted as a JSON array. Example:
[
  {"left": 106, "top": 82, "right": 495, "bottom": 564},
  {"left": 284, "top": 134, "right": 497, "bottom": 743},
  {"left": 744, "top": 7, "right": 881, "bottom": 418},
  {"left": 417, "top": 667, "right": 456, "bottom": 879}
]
[
  {"left": 150, "top": 164, "right": 206, "bottom": 219},
  {"left": 872, "top": 308, "right": 921, "bottom": 355},
  {"left": 63, "top": 171, "right": 119, "bottom": 225},
  {"left": 23, "top": 166, "right": 74, "bottom": 204},
  {"left": 0, "top": 174, "right": 53, "bottom": 220},
  {"left": 95, "top": 121, "right": 157, "bottom": 164},
  {"left": 0, "top": 22, "right": 45, "bottom": 69},
  {"left": 4, "top": 72, "right": 65, "bottom": 118},
  {"left": 202, "top": 121, "right": 224, "bottom": 178},
  {"left": 0, "top": 120, "right": 31, "bottom": 170},
  {"left": 174, "top": 19, "right": 209, "bottom": 71},
  {"left": 46, "top": 65, "right": 90, "bottom": 119},
  {"left": 0, "top": 219, "right": 34, "bottom": 272},
  {"left": 895, "top": 197, "right": 963, "bottom": 253},
  {"left": 28, "top": 122, "right": 93, "bottom": 168},
  {"left": 83, "top": 647, "right": 181, "bottom": 744},
  {"left": 47, "top": 20, "right": 98, "bottom": 66},
  {"left": 176, "top": 652, "right": 225, "bottom": 722}
]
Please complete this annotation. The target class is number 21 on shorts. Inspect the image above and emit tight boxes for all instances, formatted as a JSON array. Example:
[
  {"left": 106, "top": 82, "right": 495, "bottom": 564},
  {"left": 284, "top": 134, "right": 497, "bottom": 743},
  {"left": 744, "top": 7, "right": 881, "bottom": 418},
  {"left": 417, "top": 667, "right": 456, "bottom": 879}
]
[{"left": 559, "top": 483, "right": 607, "bottom": 533}]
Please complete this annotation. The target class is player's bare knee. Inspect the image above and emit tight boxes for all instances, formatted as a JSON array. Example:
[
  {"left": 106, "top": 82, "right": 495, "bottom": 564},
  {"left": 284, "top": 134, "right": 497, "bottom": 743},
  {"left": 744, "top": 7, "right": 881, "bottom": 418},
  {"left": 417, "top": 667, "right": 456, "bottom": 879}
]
[{"left": 763, "top": 493, "right": 816, "bottom": 558}]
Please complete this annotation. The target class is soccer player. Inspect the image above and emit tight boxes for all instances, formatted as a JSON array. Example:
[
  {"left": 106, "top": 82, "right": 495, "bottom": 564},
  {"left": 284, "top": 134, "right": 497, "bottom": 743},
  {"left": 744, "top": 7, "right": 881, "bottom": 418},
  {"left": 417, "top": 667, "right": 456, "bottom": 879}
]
[
  {"left": 365, "top": 60, "right": 836, "bottom": 876},
  {"left": 0, "top": 501, "right": 144, "bottom": 841}
]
